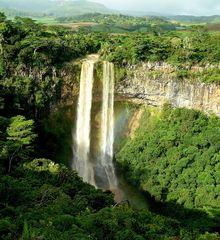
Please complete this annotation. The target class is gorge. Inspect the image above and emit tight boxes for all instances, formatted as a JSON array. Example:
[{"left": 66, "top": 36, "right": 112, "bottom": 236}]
[
  {"left": 69, "top": 57, "right": 220, "bottom": 196},
  {"left": 64, "top": 57, "right": 220, "bottom": 214},
  {"left": 1, "top": 11, "right": 220, "bottom": 240},
  {"left": 70, "top": 57, "right": 149, "bottom": 206}
]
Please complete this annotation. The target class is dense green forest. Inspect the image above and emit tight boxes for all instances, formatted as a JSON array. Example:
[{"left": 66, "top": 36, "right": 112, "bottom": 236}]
[
  {"left": 117, "top": 105, "right": 220, "bottom": 236},
  {"left": 101, "top": 29, "right": 220, "bottom": 65},
  {"left": 1, "top": 12, "right": 220, "bottom": 239},
  {"left": 117, "top": 105, "right": 220, "bottom": 208}
]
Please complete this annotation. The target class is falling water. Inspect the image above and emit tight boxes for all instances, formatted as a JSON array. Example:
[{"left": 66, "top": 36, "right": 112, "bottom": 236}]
[
  {"left": 73, "top": 60, "right": 96, "bottom": 186},
  {"left": 73, "top": 58, "right": 117, "bottom": 190},
  {"left": 99, "top": 61, "right": 117, "bottom": 189},
  {"left": 69, "top": 58, "right": 148, "bottom": 205}
]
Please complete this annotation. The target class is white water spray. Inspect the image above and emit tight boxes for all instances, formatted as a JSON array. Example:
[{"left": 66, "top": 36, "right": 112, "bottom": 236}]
[
  {"left": 73, "top": 60, "right": 96, "bottom": 185},
  {"left": 99, "top": 61, "right": 117, "bottom": 189}
]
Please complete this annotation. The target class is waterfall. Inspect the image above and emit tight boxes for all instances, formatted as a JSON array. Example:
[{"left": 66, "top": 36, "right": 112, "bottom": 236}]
[
  {"left": 99, "top": 61, "right": 117, "bottom": 189},
  {"left": 73, "top": 60, "right": 96, "bottom": 186},
  {"left": 73, "top": 58, "right": 117, "bottom": 190}
]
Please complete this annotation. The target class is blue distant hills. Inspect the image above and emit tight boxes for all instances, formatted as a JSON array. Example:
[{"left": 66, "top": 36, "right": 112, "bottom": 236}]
[
  {"left": 0, "top": 0, "right": 220, "bottom": 23},
  {"left": 0, "top": 0, "right": 114, "bottom": 17}
]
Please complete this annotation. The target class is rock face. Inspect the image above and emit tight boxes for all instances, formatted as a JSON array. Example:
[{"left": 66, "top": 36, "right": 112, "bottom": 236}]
[
  {"left": 116, "top": 63, "right": 220, "bottom": 116},
  {"left": 60, "top": 62, "right": 81, "bottom": 105}
]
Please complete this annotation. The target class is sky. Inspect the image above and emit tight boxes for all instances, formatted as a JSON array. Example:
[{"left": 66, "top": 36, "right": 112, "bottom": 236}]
[{"left": 93, "top": 0, "right": 220, "bottom": 15}]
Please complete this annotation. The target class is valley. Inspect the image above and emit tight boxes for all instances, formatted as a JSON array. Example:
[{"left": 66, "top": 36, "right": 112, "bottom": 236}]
[{"left": 1, "top": 2, "right": 220, "bottom": 239}]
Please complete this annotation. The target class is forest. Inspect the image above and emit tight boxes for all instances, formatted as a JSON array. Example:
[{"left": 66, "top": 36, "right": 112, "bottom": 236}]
[
  {"left": 0, "top": 11, "right": 220, "bottom": 239},
  {"left": 117, "top": 105, "right": 220, "bottom": 215}
]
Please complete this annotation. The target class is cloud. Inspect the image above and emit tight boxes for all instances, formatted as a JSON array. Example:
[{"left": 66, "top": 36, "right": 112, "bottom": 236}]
[{"left": 93, "top": 0, "right": 220, "bottom": 15}]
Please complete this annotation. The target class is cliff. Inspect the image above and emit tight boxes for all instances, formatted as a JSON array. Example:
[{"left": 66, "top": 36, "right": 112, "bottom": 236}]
[{"left": 116, "top": 62, "right": 220, "bottom": 116}]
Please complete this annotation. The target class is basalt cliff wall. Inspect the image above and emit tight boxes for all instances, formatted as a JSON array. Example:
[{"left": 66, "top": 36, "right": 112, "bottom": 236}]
[{"left": 116, "top": 62, "right": 220, "bottom": 116}]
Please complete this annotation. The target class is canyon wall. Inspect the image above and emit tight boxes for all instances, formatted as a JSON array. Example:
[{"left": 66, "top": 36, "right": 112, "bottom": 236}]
[{"left": 116, "top": 62, "right": 220, "bottom": 116}]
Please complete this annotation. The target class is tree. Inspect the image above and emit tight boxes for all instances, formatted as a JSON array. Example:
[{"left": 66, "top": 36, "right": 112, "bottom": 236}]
[
  {"left": 0, "top": 12, "right": 6, "bottom": 23},
  {"left": 5, "top": 115, "right": 37, "bottom": 172},
  {"left": 22, "top": 221, "right": 31, "bottom": 240}
]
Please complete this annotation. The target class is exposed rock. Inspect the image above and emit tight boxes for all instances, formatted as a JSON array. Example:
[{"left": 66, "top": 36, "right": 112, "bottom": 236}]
[
  {"left": 127, "top": 108, "right": 144, "bottom": 139},
  {"left": 116, "top": 63, "right": 220, "bottom": 116}
]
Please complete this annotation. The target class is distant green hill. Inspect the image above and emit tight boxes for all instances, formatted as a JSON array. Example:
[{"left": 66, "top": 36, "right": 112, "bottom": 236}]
[
  {"left": 51, "top": 0, "right": 114, "bottom": 17},
  {"left": 57, "top": 13, "right": 178, "bottom": 33},
  {"left": 1, "top": 0, "right": 219, "bottom": 25},
  {"left": 0, "top": 0, "right": 114, "bottom": 17},
  {"left": 170, "top": 15, "right": 220, "bottom": 24}
]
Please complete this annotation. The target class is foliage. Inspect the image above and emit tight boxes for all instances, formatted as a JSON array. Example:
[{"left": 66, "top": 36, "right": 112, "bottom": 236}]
[
  {"left": 0, "top": 157, "right": 193, "bottom": 240},
  {"left": 0, "top": 112, "right": 194, "bottom": 240},
  {"left": 98, "top": 29, "right": 220, "bottom": 84},
  {"left": 0, "top": 115, "right": 36, "bottom": 172},
  {"left": 117, "top": 106, "right": 220, "bottom": 210},
  {"left": 0, "top": 13, "right": 105, "bottom": 117},
  {"left": 0, "top": 12, "right": 220, "bottom": 240},
  {"left": 100, "top": 29, "right": 220, "bottom": 66}
]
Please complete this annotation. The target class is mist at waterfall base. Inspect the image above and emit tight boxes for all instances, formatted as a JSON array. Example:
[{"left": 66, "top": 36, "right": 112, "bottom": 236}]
[{"left": 70, "top": 58, "right": 148, "bottom": 207}]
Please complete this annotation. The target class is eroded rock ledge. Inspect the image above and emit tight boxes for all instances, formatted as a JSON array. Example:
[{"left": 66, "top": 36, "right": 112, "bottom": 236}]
[{"left": 116, "top": 63, "right": 220, "bottom": 116}]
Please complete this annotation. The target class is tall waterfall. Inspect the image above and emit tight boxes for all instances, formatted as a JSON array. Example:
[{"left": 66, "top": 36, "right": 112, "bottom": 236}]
[
  {"left": 73, "top": 60, "right": 95, "bottom": 186},
  {"left": 99, "top": 61, "right": 117, "bottom": 189},
  {"left": 73, "top": 58, "right": 117, "bottom": 190}
]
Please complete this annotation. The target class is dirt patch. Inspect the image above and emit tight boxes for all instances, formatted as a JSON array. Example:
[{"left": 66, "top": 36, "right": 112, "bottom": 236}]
[
  {"left": 127, "top": 108, "right": 144, "bottom": 139},
  {"left": 55, "top": 22, "right": 98, "bottom": 29}
]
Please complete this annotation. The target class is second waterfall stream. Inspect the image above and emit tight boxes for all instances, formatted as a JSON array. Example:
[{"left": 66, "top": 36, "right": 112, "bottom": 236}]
[{"left": 73, "top": 57, "right": 118, "bottom": 190}]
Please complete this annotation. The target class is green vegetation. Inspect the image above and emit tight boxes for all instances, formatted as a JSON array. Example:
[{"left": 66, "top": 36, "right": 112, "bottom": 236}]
[
  {"left": 1, "top": 12, "right": 220, "bottom": 239},
  {"left": 0, "top": 13, "right": 191, "bottom": 240},
  {"left": 102, "top": 27, "right": 220, "bottom": 66},
  {"left": 0, "top": 158, "right": 115, "bottom": 239},
  {"left": 58, "top": 13, "right": 178, "bottom": 33},
  {"left": 0, "top": 13, "right": 106, "bottom": 117},
  {"left": 100, "top": 27, "right": 220, "bottom": 84},
  {"left": 117, "top": 105, "right": 220, "bottom": 234},
  {"left": 170, "top": 15, "right": 220, "bottom": 24},
  {"left": 176, "top": 68, "right": 220, "bottom": 84},
  {"left": 0, "top": 112, "right": 208, "bottom": 239}
]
